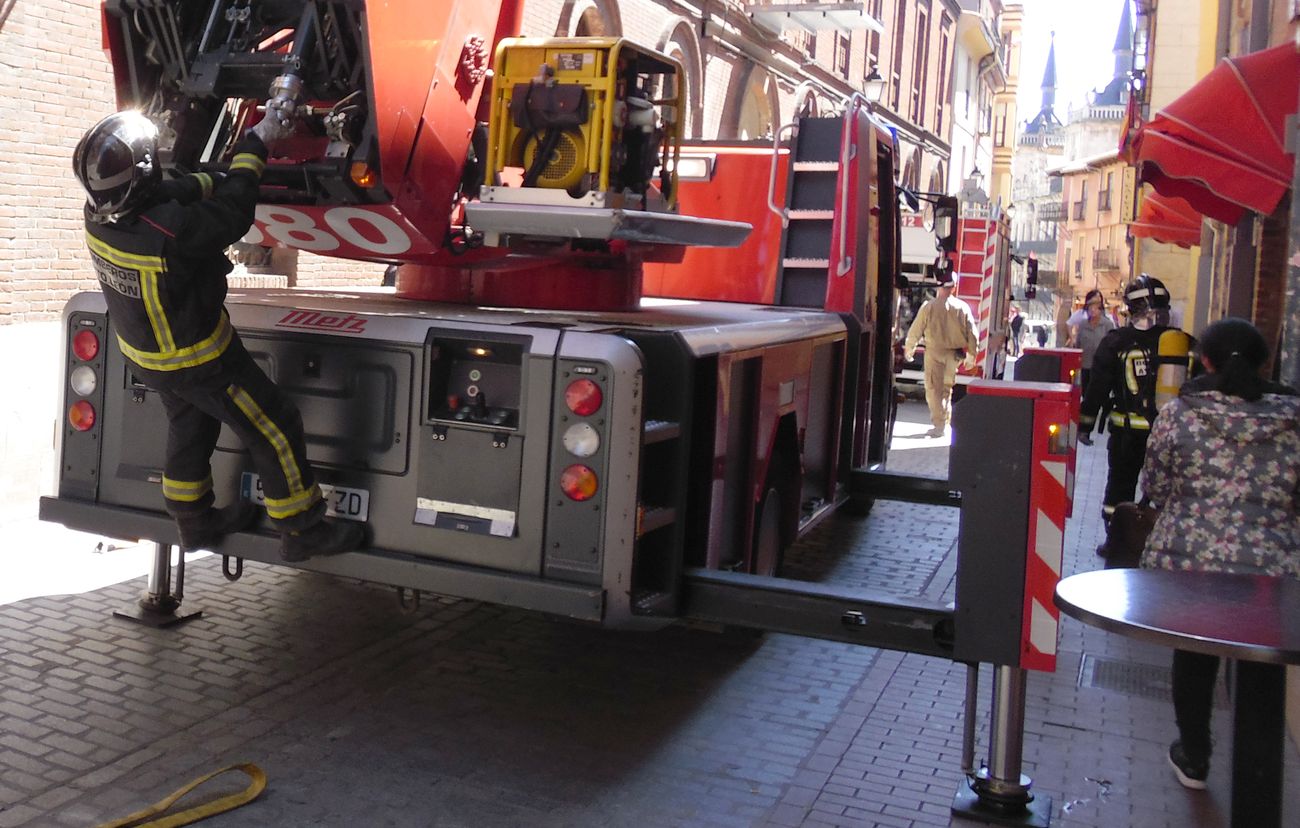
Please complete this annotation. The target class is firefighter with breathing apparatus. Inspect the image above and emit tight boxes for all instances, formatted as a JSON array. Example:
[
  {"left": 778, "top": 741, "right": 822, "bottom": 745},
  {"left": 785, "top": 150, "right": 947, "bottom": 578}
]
[
  {"left": 1080, "top": 274, "right": 1195, "bottom": 537},
  {"left": 71, "top": 82, "right": 365, "bottom": 562}
]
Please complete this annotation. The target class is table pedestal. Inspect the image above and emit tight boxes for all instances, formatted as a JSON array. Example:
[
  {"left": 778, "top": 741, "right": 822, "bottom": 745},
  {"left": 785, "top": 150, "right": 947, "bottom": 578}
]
[{"left": 1230, "top": 661, "right": 1286, "bottom": 828}]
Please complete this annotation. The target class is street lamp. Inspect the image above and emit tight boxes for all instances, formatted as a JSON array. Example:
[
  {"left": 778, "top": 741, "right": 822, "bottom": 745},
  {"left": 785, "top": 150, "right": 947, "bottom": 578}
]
[{"left": 864, "top": 65, "right": 886, "bottom": 105}]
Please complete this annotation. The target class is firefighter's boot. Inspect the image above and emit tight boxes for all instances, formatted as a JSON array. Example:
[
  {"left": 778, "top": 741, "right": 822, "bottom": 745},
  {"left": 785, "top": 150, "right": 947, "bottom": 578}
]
[
  {"left": 175, "top": 501, "right": 259, "bottom": 552},
  {"left": 280, "top": 518, "right": 365, "bottom": 562}
]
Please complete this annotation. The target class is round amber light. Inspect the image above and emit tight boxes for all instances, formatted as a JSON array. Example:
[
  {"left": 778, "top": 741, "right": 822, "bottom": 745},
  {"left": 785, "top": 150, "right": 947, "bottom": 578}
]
[
  {"left": 559, "top": 464, "right": 598, "bottom": 501},
  {"left": 68, "top": 400, "right": 96, "bottom": 432}
]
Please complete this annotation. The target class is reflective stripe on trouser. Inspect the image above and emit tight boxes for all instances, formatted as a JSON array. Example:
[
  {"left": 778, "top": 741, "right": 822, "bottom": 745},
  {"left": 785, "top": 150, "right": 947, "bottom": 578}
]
[
  {"left": 1102, "top": 427, "right": 1150, "bottom": 523},
  {"left": 150, "top": 332, "right": 324, "bottom": 531},
  {"left": 923, "top": 350, "right": 962, "bottom": 430}
]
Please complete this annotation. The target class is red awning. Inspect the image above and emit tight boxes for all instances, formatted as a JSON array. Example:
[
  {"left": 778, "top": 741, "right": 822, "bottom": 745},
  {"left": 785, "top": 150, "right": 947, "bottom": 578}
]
[
  {"left": 1130, "top": 190, "right": 1202, "bottom": 248},
  {"left": 1127, "top": 43, "right": 1298, "bottom": 225}
]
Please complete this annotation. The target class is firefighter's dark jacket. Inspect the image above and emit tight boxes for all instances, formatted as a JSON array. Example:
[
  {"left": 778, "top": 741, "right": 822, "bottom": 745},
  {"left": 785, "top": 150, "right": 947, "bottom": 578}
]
[
  {"left": 1080, "top": 323, "right": 1196, "bottom": 433},
  {"left": 84, "top": 134, "right": 268, "bottom": 377}
]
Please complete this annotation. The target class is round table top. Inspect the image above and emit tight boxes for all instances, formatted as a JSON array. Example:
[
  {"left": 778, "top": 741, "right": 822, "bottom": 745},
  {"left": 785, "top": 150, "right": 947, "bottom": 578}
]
[{"left": 1054, "top": 569, "right": 1300, "bottom": 664}]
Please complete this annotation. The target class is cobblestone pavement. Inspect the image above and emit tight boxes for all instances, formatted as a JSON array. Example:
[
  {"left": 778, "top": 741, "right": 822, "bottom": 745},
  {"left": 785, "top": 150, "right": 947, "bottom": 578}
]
[{"left": 1, "top": 400, "right": 1296, "bottom": 827}]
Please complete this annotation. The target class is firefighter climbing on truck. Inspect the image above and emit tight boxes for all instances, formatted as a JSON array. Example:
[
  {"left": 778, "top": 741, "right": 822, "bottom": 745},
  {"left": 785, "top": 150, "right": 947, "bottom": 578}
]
[{"left": 72, "top": 88, "right": 364, "bottom": 561}]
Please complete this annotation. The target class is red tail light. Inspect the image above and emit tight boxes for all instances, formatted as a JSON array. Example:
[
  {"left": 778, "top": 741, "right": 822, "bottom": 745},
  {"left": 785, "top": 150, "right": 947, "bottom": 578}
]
[
  {"left": 564, "top": 379, "right": 603, "bottom": 416},
  {"left": 559, "top": 464, "right": 598, "bottom": 501},
  {"left": 68, "top": 400, "right": 96, "bottom": 432},
  {"left": 72, "top": 330, "right": 100, "bottom": 361}
]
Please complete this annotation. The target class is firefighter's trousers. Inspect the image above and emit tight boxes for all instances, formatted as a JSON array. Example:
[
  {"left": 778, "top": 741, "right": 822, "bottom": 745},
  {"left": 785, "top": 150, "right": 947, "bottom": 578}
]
[
  {"left": 151, "top": 333, "right": 324, "bottom": 533},
  {"left": 923, "top": 349, "right": 962, "bottom": 431},
  {"left": 1103, "top": 427, "right": 1149, "bottom": 523}
]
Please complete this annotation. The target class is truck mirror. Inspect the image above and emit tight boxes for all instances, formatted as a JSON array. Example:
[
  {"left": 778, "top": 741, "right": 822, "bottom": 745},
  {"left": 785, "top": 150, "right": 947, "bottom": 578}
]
[{"left": 933, "top": 196, "right": 958, "bottom": 254}]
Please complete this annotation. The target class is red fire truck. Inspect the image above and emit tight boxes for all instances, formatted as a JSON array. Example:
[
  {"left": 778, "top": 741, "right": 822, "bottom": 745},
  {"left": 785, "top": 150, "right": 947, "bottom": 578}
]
[{"left": 42, "top": 0, "right": 905, "bottom": 629}]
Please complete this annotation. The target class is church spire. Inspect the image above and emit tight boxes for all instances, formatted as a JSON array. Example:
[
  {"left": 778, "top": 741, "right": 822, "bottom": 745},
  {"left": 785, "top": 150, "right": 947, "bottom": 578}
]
[
  {"left": 1112, "top": 0, "right": 1134, "bottom": 81},
  {"left": 1041, "top": 31, "right": 1057, "bottom": 113}
]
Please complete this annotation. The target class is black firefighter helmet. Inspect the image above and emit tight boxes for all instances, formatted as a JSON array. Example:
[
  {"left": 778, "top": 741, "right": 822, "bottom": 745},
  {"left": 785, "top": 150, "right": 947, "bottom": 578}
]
[
  {"left": 72, "top": 111, "right": 161, "bottom": 224},
  {"left": 1123, "top": 273, "right": 1171, "bottom": 318}
]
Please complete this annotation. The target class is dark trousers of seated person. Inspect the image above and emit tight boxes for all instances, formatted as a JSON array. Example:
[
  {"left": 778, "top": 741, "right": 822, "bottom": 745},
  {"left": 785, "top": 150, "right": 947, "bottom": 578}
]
[{"left": 1173, "top": 649, "right": 1220, "bottom": 761}]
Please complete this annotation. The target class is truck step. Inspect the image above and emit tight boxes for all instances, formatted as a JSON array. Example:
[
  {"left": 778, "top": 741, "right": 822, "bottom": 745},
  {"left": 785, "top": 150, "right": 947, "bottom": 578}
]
[
  {"left": 638, "top": 506, "right": 677, "bottom": 537},
  {"left": 782, "top": 258, "right": 830, "bottom": 269},
  {"left": 787, "top": 210, "right": 834, "bottom": 221},
  {"left": 643, "top": 419, "right": 681, "bottom": 444},
  {"left": 632, "top": 589, "right": 676, "bottom": 616}
]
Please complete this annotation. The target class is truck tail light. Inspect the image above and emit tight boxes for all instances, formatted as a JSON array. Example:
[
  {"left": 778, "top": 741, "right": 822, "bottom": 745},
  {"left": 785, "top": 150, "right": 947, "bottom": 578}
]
[
  {"left": 560, "top": 464, "right": 598, "bottom": 501},
  {"left": 68, "top": 400, "right": 96, "bottom": 432},
  {"left": 564, "top": 379, "right": 603, "bottom": 416},
  {"left": 72, "top": 329, "right": 100, "bottom": 361},
  {"left": 70, "top": 365, "right": 98, "bottom": 396}
]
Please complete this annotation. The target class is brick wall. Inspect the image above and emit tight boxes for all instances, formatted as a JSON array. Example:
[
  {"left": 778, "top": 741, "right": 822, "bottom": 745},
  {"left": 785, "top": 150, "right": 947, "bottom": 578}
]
[
  {"left": 0, "top": 1, "right": 384, "bottom": 323},
  {"left": 0, "top": 1, "right": 116, "bottom": 325}
]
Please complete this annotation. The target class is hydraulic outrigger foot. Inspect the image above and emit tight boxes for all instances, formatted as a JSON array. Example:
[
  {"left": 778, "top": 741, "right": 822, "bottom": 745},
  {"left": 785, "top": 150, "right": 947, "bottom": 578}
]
[
  {"left": 950, "top": 665, "right": 1052, "bottom": 827},
  {"left": 113, "top": 541, "right": 203, "bottom": 628}
]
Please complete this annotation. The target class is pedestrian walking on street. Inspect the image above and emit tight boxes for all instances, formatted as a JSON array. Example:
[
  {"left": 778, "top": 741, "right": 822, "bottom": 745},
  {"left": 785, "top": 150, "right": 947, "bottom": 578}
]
[
  {"left": 73, "top": 101, "right": 365, "bottom": 562},
  {"left": 1138, "top": 318, "right": 1300, "bottom": 789},
  {"left": 903, "top": 275, "right": 978, "bottom": 437},
  {"left": 1068, "top": 289, "right": 1116, "bottom": 445},
  {"left": 1080, "top": 274, "right": 1195, "bottom": 531},
  {"left": 1008, "top": 305, "right": 1024, "bottom": 356}
]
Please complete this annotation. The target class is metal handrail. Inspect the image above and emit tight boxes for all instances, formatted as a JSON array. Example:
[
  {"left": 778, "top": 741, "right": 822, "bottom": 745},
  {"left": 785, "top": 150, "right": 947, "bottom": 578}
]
[
  {"left": 834, "top": 93, "right": 871, "bottom": 277},
  {"left": 766, "top": 122, "right": 800, "bottom": 229}
]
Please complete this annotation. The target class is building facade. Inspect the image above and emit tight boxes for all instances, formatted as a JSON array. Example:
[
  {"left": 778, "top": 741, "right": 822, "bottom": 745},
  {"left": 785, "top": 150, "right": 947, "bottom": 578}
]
[
  {"left": 1010, "top": 32, "right": 1064, "bottom": 301},
  {"left": 1051, "top": 1, "right": 1134, "bottom": 313}
]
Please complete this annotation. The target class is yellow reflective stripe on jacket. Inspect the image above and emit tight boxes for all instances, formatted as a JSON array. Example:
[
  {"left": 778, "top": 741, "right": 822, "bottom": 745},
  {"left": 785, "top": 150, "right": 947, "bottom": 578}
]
[
  {"left": 1109, "top": 411, "right": 1151, "bottom": 430},
  {"left": 117, "top": 312, "right": 234, "bottom": 372},
  {"left": 140, "top": 267, "right": 176, "bottom": 353},
  {"left": 86, "top": 231, "right": 178, "bottom": 355},
  {"left": 85, "top": 231, "right": 164, "bottom": 271},
  {"left": 162, "top": 475, "right": 213, "bottom": 503},
  {"left": 225, "top": 384, "right": 319, "bottom": 519},
  {"left": 192, "top": 172, "right": 214, "bottom": 199},
  {"left": 229, "top": 153, "right": 265, "bottom": 176}
]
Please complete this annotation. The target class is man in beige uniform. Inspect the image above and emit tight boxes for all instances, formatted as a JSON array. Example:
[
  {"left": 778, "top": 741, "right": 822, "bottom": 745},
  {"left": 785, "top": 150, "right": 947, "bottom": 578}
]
[{"left": 903, "top": 278, "right": 978, "bottom": 437}]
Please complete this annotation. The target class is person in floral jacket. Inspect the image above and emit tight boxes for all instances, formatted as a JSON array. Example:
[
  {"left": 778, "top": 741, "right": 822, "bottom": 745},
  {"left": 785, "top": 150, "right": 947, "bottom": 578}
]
[{"left": 1139, "top": 317, "right": 1300, "bottom": 790}]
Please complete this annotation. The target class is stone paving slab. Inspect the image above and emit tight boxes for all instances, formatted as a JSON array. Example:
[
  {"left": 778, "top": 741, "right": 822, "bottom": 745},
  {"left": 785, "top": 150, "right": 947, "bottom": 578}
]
[{"left": 0, "top": 400, "right": 1296, "bottom": 827}]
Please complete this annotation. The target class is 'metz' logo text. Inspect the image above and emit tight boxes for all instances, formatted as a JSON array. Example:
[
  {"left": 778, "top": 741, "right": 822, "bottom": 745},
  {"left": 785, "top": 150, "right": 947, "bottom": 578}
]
[{"left": 275, "top": 310, "right": 367, "bottom": 335}]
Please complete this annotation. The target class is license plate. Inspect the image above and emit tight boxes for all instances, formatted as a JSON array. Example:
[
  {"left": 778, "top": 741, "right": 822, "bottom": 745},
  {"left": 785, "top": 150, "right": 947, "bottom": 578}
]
[{"left": 240, "top": 473, "right": 370, "bottom": 522}]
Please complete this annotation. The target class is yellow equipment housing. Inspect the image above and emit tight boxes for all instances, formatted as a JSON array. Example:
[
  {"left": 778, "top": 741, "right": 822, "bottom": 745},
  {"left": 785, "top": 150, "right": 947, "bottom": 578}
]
[{"left": 484, "top": 37, "right": 682, "bottom": 211}]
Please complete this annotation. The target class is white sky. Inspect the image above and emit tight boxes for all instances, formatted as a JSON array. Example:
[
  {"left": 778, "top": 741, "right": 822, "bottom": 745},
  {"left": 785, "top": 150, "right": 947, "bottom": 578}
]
[{"left": 1016, "top": 0, "right": 1131, "bottom": 121}]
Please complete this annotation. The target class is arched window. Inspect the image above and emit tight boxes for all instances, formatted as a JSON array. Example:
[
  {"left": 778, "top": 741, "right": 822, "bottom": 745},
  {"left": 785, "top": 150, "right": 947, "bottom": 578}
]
[
  {"left": 656, "top": 18, "right": 703, "bottom": 138},
  {"left": 556, "top": 0, "right": 622, "bottom": 37},
  {"left": 730, "top": 64, "right": 777, "bottom": 140},
  {"left": 792, "top": 82, "right": 820, "bottom": 119}
]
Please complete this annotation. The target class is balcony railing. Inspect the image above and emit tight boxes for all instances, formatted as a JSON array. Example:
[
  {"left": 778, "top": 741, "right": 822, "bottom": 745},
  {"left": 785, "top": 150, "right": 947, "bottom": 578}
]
[
  {"left": 1092, "top": 248, "right": 1121, "bottom": 270},
  {"left": 1098, "top": 192, "right": 1112, "bottom": 212},
  {"left": 1072, "top": 201, "right": 1086, "bottom": 220},
  {"left": 1039, "top": 202, "right": 1065, "bottom": 222}
]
